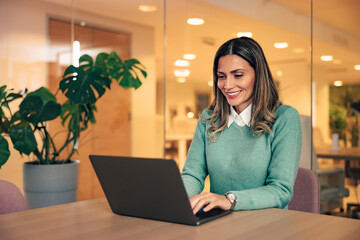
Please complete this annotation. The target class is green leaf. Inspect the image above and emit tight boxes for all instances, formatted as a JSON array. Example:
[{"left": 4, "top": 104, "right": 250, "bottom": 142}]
[
  {"left": 111, "top": 57, "right": 147, "bottom": 90},
  {"left": 133, "top": 65, "right": 148, "bottom": 79},
  {"left": 27, "top": 87, "right": 57, "bottom": 103},
  {"left": 0, "top": 135, "right": 10, "bottom": 168},
  {"left": 19, "top": 94, "right": 61, "bottom": 126},
  {"left": 63, "top": 65, "right": 78, "bottom": 78},
  {"left": 61, "top": 101, "right": 80, "bottom": 131},
  {"left": 79, "top": 54, "right": 93, "bottom": 68},
  {"left": 0, "top": 118, "right": 10, "bottom": 134},
  {"left": 95, "top": 53, "right": 109, "bottom": 71},
  {"left": 60, "top": 65, "right": 111, "bottom": 105},
  {"left": 9, "top": 125, "right": 37, "bottom": 155},
  {"left": 106, "top": 52, "right": 123, "bottom": 80},
  {"left": 0, "top": 85, "right": 7, "bottom": 100},
  {"left": 61, "top": 101, "right": 97, "bottom": 132}
]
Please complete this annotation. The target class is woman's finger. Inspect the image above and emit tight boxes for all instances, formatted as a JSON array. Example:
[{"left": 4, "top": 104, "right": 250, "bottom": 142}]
[{"left": 192, "top": 197, "right": 210, "bottom": 214}]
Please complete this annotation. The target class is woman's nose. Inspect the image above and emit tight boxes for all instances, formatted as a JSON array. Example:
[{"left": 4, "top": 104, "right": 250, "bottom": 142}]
[{"left": 224, "top": 78, "right": 234, "bottom": 89}]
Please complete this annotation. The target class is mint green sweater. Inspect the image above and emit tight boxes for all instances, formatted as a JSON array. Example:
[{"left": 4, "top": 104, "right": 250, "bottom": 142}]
[{"left": 181, "top": 105, "right": 302, "bottom": 210}]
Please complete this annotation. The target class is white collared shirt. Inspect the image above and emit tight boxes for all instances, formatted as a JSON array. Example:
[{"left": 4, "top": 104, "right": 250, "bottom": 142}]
[{"left": 227, "top": 103, "right": 252, "bottom": 128}]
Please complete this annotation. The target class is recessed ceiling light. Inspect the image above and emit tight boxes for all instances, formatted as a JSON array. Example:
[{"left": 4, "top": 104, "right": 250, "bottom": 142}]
[
  {"left": 333, "top": 80, "right": 343, "bottom": 87},
  {"left": 187, "top": 18, "right": 205, "bottom": 25},
  {"left": 354, "top": 65, "right": 360, "bottom": 70},
  {"left": 177, "top": 77, "right": 186, "bottom": 83},
  {"left": 236, "top": 32, "right": 253, "bottom": 37},
  {"left": 293, "top": 48, "right": 304, "bottom": 53},
  {"left": 79, "top": 21, "right": 86, "bottom": 26},
  {"left": 183, "top": 54, "right": 196, "bottom": 60},
  {"left": 174, "top": 60, "right": 190, "bottom": 67},
  {"left": 187, "top": 112, "right": 195, "bottom": 118},
  {"left": 320, "top": 55, "right": 333, "bottom": 61},
  {"left": 139, "top": 5, "right": 157, "bottom": 12},
  {"left": 174, "top": 69, "right": 190, "bottom": 78},
  {"left": 333, "top": 59, "right": 342, "bottom": 64},
  {"left": 274, "top": 42, "right": 288, "bottom": 49}
]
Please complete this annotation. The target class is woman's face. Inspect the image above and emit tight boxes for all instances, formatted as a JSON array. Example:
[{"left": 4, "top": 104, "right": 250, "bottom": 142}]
[{"left": 217, "top": 54, "right": 255, "bottom": 114}]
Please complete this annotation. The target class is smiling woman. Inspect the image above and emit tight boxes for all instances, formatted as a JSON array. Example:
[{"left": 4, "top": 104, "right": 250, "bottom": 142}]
[{"left": 181, "top": 37, "right": 302, "bottom": 214}]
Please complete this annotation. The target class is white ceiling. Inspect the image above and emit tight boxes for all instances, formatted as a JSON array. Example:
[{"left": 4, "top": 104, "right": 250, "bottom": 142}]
[
  {"left": 272, "top": 0, "right": 360, "bottom": 40},
  {"left": 43, "top": 0, "right": 360, "bottom": 85}
]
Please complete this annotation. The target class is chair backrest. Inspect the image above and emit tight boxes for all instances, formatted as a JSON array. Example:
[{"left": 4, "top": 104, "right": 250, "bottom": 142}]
[
  {"left": 0, "top": 179, "right": 27, "bottom": 214},
  {"left": 288, "top": 167, "right": 320, "bottom": 213}
]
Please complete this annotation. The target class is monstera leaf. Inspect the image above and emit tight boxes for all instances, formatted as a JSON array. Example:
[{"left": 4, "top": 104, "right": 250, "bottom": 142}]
[
  {"left": 60, "top": 54, "right": 111, "bottom": 105},
  {"left": 19, "top": 87, "right": 61, "bottom": 126},
  {"left": 61, "top": 101, "right": 96, "bottom": 132},
  {"left": 106, "top": 52, "right": 147, "bottom": 90},
  {"left": 0, "top": 86, "right": 26, "bottom": 120},
  {"left": 9, "top": 125, "right": 37, "bottom": 155},
  {"left": 0, "top": 135, "right": 10, "bottom": 168}
]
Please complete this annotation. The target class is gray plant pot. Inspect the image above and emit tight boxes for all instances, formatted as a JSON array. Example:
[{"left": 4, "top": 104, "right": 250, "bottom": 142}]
[{"left": 23, "top": 160, "right": 79, "bottom": 209}]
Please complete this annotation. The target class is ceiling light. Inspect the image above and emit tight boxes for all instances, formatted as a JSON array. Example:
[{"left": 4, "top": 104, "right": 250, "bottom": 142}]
[
  {"left": 79, "top": 21, "right": 86, "bottom": 27},
  {"left": 174, "top": 69, "right": 190, "bottom": 77},
  {"left": 187, "top": 112, "right": 195, "bottom": 118},
  {"left": 277, "top": 70, "right": 283, "bottom": 77},
  {"left": 183, "top": 54, "right": 196, "bottom": 60},
  {"left": 274, "top": 42, "right": 288, "bottom": 49},
  {"left": 208, "top": 81, "right": 213, "bottom": 87},
  {"left": 333, "top": 59, "right": 342, "bottom": 64},
  {"left": 293, "top": 48, "right": 304, "bottom": 53},
  {"left": 320, "top": 55, "right": 333, "bottom": 61},
  {"left": 139, "top": 5, "right": 157, "bottom": 12},
  {"left": 174, "top": 60, "right": 190, "bottom": 67},
  {"left": 236, "top": 32, "right": 253, "bottom": 38},
  {"left": 177, "top": 77, "right": 186, "bottom": 83},
  {"left": 354, "top": 65, "right": 360, "bottom": 70},
  {"left": 333, "top": 80, "right": 343, "bottom": 87},
  {"left": 187, "top": 18, "right": 205, "bottom": 25}
]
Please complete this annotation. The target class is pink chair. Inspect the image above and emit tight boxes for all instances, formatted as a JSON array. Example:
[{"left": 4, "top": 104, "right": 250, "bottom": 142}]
[
  {"left": 288, "top": 167, "right": 320, "bottom": 213},
  {"left": 0, "top": 179, "right": 27, "bottom": 214}
]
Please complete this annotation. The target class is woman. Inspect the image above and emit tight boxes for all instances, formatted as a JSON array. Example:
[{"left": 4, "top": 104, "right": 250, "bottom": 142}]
[{"left": 181, "top": 37, "right": 302, "bottom": 214}]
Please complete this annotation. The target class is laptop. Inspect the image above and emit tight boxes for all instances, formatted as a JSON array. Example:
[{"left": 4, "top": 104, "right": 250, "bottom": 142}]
[{"left": 89, "top": 155, "right": 232, "bottom": 226}]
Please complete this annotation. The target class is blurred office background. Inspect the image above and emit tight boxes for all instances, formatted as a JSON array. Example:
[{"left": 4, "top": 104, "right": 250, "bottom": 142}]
[{"left": 1, "top": 0, "right": 359, "bottom": 217}]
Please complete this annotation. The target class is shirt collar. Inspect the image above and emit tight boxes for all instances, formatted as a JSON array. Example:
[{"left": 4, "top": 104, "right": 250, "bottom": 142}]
[{"left": 228, "top": 103, "right": 252, "bottom": 128}]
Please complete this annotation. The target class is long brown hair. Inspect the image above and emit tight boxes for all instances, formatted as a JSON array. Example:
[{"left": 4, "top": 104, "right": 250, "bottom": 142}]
[{"left": 203, "top": 37, "right": 281, "bottom": 142}]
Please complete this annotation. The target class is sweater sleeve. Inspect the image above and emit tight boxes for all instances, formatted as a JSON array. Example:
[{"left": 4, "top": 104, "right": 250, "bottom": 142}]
[
  {"left": 231, "top": 107, "right": 302, "bottom": 210},
  {"left": 181, "top": 117, "right": 208, "bottom": 198}
]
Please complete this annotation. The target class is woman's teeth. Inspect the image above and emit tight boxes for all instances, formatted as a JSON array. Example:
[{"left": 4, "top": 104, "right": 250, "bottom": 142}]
[{"left": 227, "top": 91, "right": 241, "bottom": 96}]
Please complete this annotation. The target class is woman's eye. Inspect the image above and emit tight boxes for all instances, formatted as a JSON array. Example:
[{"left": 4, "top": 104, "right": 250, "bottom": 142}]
[
  {"left": 217, "top": 75, "right": 225, "bottom": 79},
  {"left": 235, "top": 74, "right": 243, "bottom": 78}
]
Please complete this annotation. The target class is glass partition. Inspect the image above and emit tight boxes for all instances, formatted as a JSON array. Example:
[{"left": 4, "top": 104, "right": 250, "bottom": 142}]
[
  {"left": 164, "top": 0, "right": 312, "bottom": 174},
  {"left": 312, "top": 0, "right": 360, "bottom": 215}
]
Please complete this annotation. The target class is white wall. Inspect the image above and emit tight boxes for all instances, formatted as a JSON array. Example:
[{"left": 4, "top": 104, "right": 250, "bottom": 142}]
[{"left": 271, "top": 60, "right": 311, "bottom": 116}]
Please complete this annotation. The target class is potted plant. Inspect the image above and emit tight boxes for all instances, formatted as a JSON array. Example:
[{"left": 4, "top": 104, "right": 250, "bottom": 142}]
[{"left": 0, "top": 52, "right": 146, "bottom": 208}]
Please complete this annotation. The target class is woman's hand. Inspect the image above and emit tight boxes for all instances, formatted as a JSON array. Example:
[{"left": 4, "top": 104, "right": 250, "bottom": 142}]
[{"left": 190, "top": 192, "right": 232, "bottom": 214}]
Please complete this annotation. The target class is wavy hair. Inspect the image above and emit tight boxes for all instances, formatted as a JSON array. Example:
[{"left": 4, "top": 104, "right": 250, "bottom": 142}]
[{"left": 202, "top": 37, "right": 281, "bottom": 142}]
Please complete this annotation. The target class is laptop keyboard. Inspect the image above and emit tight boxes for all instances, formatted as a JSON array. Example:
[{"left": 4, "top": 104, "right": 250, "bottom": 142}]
[{"left": 195, "top": 208, "right": 228, "bottom": 220}]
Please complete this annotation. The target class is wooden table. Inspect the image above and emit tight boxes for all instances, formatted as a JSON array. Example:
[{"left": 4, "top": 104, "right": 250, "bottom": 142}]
[
  {"left": 316, "top": 147, "right": 360, "bottom": 161},
  {"left": 1, "top": 198, "right": 360, "bottom": 240}
]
